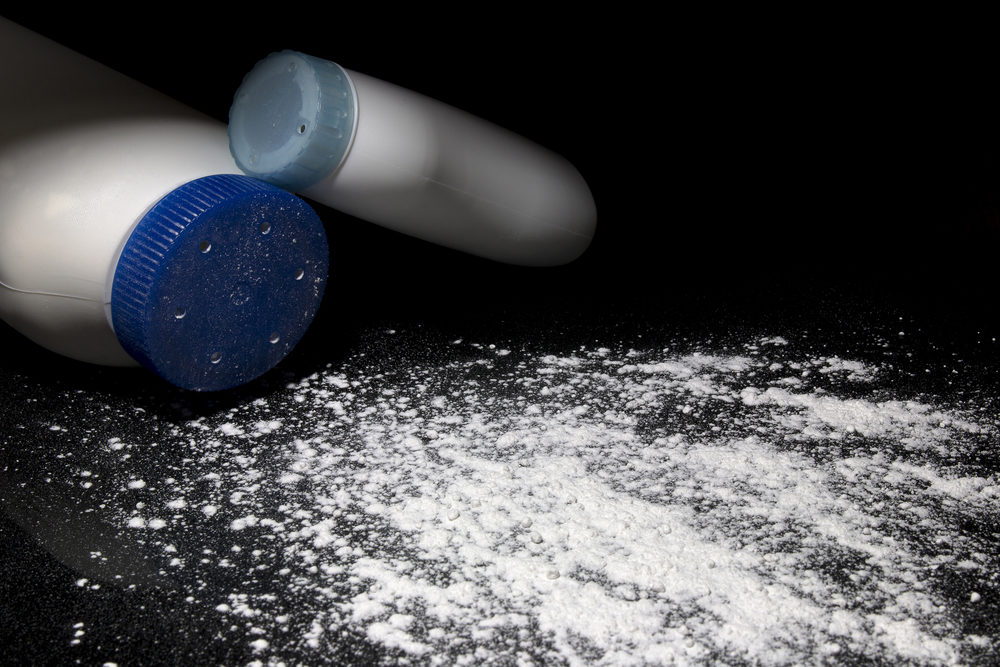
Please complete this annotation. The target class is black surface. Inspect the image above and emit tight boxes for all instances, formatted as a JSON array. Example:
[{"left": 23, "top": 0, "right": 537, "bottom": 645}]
[
  {"left": 1, "top": 9, "right": 999, "bottom": 666},
  {"left": 1, "top": 293, "right": 998, "bottom": 665}
]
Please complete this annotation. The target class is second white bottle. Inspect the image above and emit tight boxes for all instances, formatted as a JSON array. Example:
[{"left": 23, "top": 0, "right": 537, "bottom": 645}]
[{"left": 228, "top": 50, "right": 597, "bottom": 266}]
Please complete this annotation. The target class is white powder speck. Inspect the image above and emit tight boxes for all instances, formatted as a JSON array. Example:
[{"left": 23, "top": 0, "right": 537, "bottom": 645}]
[
  {"left": 254, "top": 420, "right": 282, "bottom": 435},
  {"left": 127, "top": 480, "right": 146, "bottom": 489},
  {"left": 230, "top": 516, "right": 258, "bottom": 531},
  {"left": 218, "top": 423, "right": 244, "bottom": 436}
]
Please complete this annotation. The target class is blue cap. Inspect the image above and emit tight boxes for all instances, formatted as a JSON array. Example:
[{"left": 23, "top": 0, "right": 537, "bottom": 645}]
[
  {"left": 229, "top": 51, "right": 357, "bottom": 191},
  {"left": 111, "top": 174, "right": 329, "bottom": 391}
]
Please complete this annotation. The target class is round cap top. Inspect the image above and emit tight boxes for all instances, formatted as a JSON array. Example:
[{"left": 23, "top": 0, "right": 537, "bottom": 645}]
[
  {"left": 111, "top": 174, "right": 329, "bottom": 391},
  {"left": 229, "top": 50, "right": 357, "bottom": 191}
]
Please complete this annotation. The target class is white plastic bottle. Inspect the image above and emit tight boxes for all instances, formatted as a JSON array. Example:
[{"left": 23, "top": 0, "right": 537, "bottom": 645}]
[
  {"left": 228, "top": 51, "right": 596, "bottom": 266},
  {"left": 0, "top": 18, "right": 329, "bottom": 391}
]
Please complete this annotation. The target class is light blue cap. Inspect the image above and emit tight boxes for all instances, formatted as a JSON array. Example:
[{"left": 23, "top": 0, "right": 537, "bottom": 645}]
[
  {"left": 111, "top": 174, "right": 329, "bottom": 391},
  {"left": 229, "top": 51, "right": 357, "bottom": 192}
]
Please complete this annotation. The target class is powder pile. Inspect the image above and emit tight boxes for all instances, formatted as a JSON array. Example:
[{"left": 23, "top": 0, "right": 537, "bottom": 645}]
[{"left": 6, "top": 331, "right": 1000, "bottom": 665}]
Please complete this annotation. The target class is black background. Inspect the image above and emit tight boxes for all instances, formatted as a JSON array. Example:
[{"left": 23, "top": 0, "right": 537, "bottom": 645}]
[
  {"left": 0, "top": 9, "right": 997, "bottom": 364},
  {"left": 1, "top": 10, "right": 999, "bottom": 665}
]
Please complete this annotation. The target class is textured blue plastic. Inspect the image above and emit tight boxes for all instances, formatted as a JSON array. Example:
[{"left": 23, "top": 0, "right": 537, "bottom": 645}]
[
  {"left": 229, "top": 50, "right": 356, "bottom": 191},
  {"left": 111, "top": 174, "right": 329, "bottom": 391}
]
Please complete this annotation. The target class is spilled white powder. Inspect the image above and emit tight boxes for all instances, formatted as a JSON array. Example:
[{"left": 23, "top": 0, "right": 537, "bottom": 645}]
[{"left": 18, "top": 332, "right": 1000, "bottom": 664}]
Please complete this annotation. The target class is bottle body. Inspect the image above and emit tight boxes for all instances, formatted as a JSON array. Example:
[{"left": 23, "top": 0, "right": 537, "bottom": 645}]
[
  {"left": 309, "top": 69, "right": 596, "bottom": 266},
  {"left": 0, "top": 20, "right": 330, "bottom": 390},
  {"left": 229, "top": 52, "right": 597, "bottom": 266},
  {"left": 0, "top": 121, "right": 242, "bottom": 366},
  {"left": 0, "top": 18, "right": 240, "bottom": 365}
]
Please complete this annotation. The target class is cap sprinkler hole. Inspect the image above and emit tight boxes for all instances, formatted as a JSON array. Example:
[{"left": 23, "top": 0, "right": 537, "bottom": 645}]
[
  {"left": 269, "top": 332, "right": 281, "bottom": 344},
  {"left": 260, "top": 221, "right": 272, "bottom": 235},
  {"left": 199, "top": 240, "right": 212, "bottom": 253},
  {"left": 294, "top": 268, "right": 305, "bottom": 280},
  {"left": 174, "top": 307, "right": 186, "bottom": 319},
  {"left": 210, "top": 352, "right": 222, "bottom": 364},
  {"left": 298, "top": 124, "right": 306, "bottom": 134}
]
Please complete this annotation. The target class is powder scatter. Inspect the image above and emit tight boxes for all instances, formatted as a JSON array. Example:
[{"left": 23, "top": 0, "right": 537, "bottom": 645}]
[{"left": 36, "top": 331, "right": 999, "bottom": 665}]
